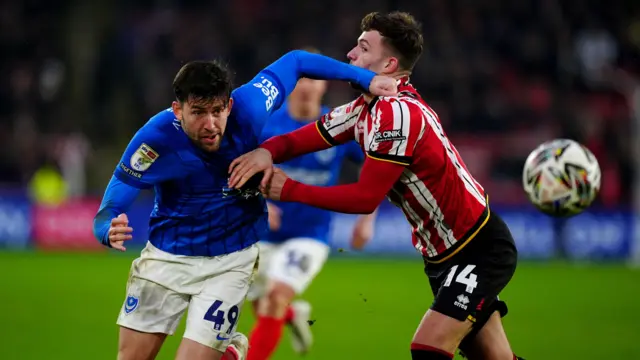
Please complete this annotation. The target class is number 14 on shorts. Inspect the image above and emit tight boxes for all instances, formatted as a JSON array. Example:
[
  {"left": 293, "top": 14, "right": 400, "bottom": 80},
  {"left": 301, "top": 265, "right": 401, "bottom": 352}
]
[
  {"left": 443, "top": 265, "right": 478, "bottom": 293},
  {"left": 204, "top": 300, "right": 239, "bottom": 334}
]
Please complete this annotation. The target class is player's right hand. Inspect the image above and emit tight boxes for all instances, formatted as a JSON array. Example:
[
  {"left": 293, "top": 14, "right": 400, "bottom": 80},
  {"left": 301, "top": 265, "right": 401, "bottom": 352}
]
[
  {"left": 228, "top": 148, "right": 274, "bottom": 190},
  {"left": 369, "top": 75, "right": 398, "bottom": 97},
  {"left": 108, "top": 213, "right": 133, "bottom": 252},
  {"left": 266, "top": 202, "right": 282, "bottom": 231}
]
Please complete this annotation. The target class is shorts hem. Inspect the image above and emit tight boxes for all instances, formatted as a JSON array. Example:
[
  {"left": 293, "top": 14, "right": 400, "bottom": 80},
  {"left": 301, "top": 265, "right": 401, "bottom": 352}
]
[
  {"left": 116, "top": 320, "right": 177, "bottom": 336},
  {"left": 429, "top": 304, "right": 469, "bottom": 322},
  {"left": 267, "top": 274, "right": 309, "bottom": 294}
]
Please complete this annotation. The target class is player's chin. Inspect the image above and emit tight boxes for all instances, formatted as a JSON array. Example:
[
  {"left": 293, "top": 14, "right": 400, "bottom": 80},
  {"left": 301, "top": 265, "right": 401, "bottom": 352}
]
[
  {"left": 199, "top": 136, "right": 221, "bottom": 152},
  {"left": 200, "top": 141, "right": 220, "bottom": 152}
]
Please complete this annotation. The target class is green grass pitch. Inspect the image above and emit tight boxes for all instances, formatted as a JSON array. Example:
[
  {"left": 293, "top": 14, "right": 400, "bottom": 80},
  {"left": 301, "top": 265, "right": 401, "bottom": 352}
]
[{"left": 0, "top": 251, "right": 638, "bottom": 359}]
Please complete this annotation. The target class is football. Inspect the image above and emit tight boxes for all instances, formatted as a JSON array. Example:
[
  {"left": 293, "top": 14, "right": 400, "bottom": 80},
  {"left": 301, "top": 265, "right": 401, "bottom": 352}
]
[{"left": 522, "top": 139, "right": 601, "bottom": 217}]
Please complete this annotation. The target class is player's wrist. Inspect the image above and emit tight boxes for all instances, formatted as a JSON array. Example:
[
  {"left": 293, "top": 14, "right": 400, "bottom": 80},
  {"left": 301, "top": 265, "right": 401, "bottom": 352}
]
[
  {"left": 280, "top": 178, "right": 299, "bottom": 202},
  {"left": 353, "top": 70, "right": 375, "bottom": 94},
  {"left": 258, "top": 143, "right": 276, "bottom": 161},
  {"left": 102, "top": 234, "right": 112, "bottom": 248}
]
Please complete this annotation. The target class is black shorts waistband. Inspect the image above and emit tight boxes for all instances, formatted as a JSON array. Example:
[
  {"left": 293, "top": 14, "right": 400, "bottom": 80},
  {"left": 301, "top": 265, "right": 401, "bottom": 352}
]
[{"left": 423, "top": 204, "right": 490, "bottom": 264}]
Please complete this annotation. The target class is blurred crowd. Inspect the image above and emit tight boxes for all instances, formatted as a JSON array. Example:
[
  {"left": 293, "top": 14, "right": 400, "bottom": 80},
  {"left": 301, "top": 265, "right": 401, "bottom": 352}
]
[{"left": 1, "top": 0, "right": 638, "bottom": 206}]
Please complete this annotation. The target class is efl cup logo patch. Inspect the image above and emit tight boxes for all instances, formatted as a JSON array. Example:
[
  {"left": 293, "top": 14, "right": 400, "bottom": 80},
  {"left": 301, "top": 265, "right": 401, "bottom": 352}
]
[
  {"left": 124, "top": 295, "right": 139, "bottom": 314},
  {"left": 130, "top": 143, "right": 159, "bottom": 172}
]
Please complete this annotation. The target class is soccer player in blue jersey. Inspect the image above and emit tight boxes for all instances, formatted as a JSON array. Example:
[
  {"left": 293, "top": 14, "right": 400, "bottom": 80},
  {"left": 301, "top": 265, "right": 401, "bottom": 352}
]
[
  {"left": 92, "top": 50, "right": 397, "bottom": 360},
  {"left": 244, "top": 48, "right": 377, "bottom": 360}
]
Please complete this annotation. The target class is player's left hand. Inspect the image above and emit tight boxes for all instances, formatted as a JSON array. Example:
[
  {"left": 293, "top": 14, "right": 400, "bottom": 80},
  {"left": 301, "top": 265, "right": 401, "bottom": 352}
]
[
  {"left": 368, "top": 75, "right": 398, "bottom": 97},
  {"left": 228, "top": 148, "right": 274, "bottom": 189},
  {"left": 351, "top": 212, "right": 376, "bottom": 250},
  {"left": 260, "top": 167, "right": 289, "bottom": 201}
]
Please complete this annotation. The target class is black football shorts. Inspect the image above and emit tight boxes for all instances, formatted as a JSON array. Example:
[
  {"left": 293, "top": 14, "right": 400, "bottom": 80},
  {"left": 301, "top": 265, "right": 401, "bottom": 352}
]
[{"left": 424, "top": 211, "right": 518, "bottom": 338}]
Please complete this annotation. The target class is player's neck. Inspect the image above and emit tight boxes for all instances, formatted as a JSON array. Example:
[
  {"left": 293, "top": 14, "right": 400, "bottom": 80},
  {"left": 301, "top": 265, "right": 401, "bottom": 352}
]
[
  {"left": 363, "top": 70, "right": 411, "bottom": 103},
  {"left": 288, "top": 101, "right": 322, "bottom": 122}
]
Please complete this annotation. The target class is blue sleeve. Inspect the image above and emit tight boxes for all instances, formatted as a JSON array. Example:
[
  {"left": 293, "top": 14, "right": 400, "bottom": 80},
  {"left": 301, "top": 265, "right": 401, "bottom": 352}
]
[
  {"left": 93, "top": 176, "right": 141, "bottom": 246},
  {"left": 258, "top": 117, "right": 275, "bottom": 143},
  {"left": 113, "top": 128, "right": 182, "bottom": 189},
  {"left": 345, "top": 141, "right": 365, "bottom": 163},
  {"left": 233, "top": 50, "right": 376, "bottom": 135}
]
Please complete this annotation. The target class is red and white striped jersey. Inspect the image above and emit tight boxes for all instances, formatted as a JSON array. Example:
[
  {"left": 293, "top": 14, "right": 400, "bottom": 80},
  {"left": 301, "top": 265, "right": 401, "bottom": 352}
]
[{"left": 317, "top": 77, "right": 489, "bottom": 262}]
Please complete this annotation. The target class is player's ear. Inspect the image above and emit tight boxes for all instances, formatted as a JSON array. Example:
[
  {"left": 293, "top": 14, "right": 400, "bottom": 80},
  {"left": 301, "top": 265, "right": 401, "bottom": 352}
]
[
  {"left": 384, "top": 57, "right": 400, "bottom": 74},
  {"left": 226, "top": 97, "right": 234, "bottom": 113},
  {"left": 171, "top": 101, "right": 182, "bottom": 118}
]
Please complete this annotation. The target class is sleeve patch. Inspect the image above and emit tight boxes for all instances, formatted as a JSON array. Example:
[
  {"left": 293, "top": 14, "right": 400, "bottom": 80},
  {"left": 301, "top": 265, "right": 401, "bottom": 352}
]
[{"left": 130, "top": 143, "right": 159, "bottom": 172}]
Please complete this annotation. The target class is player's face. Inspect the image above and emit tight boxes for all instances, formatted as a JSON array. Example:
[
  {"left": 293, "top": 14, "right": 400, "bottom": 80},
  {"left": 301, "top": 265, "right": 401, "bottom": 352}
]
[
  {"left": 347, "top": 31, "right": 398, "bottom": 74},
  {"left": 172, "top": 97, "right": 233, "bottom": 152},
  {"left": 290, "top": 78, "right": 327, "bottom": 105}
]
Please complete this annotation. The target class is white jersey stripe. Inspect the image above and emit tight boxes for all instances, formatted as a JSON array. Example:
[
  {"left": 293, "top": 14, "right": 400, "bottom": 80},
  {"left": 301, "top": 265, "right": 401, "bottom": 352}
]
[
  {"left": 389, "top": 100, "right": 407, "bottom": 157},
  {"left": 389, "top": 186, "right": 437, "bottom": 256},
  {"left": 401, "top": 169, "right": 458, "bottom": 248}
]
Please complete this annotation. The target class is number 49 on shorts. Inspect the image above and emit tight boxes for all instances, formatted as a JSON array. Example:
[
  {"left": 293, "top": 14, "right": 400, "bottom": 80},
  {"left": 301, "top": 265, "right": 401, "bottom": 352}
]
[
  {"left": 203, "top": 300, "right": 239, "bottom": 334},
  {"left": 443, "top": 264, "right": 478, "bottom": 294}
]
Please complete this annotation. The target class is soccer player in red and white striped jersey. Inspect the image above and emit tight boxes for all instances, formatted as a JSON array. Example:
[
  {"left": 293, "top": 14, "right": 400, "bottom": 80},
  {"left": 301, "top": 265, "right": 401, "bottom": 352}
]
[{"left": 229, "top": 12, "right": 523, "bottom": 360}]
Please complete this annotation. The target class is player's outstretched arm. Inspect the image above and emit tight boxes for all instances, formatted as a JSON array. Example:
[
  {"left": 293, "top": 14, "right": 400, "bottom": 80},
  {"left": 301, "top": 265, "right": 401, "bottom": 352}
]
[
  {"left": 258, "top": 50, "right": 396, "bottom": 104},
  {"left": 265, "top": 157, "right": 404, "bottom": 214},
  {"left": 93, "top": 176, "right": 140, "bottom": 251},
  {"left": 232, "top": 50, "right": 396, "bottom": 136}
]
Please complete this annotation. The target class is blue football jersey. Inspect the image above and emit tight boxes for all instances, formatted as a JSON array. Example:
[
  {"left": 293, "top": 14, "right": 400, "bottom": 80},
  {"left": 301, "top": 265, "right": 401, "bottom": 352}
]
[
  {"left": 259, "top": 103, "right": 364, "bottom": 244},
  {"left": 113, "top": 93, "right": 270, "bottom": 256},
  {"left": 94, "top": 50, "right": 377, "bottom": 257}
]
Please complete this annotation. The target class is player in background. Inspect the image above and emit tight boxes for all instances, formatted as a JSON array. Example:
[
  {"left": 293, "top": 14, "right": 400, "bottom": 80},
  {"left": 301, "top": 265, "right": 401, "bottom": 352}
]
[
  {"left": 229, "top": 12, "right": 524, "bottom": 360},
  {"left": 92, "top": 50, "right": 397, "bottom": 360},
  {"left": 245, "top": 47, "right": 377, "bottom": 360}
]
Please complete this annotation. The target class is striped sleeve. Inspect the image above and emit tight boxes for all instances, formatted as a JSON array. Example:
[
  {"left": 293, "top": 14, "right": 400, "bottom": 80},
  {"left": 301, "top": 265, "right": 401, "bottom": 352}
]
[
  {"left": 366, "top": 97, "right": 425, "bottom": 166},
  {"left": 315, "top": 100, "right": 362, "bottom": 146}
]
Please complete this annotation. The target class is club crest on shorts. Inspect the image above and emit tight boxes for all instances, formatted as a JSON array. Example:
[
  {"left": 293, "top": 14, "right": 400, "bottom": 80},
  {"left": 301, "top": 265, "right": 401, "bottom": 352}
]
[
  {"left": 130, "top": 143, "right": 159, "bottom": 172},
  {"left": 124, "top": 295, "right": 139, "bottom": 314}
]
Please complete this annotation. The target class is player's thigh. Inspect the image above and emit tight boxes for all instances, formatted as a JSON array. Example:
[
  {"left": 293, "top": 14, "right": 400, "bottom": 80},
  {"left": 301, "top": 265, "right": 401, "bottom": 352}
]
[
  {"left": 413, "top": 309, "right": 474, "bottom": 354},
  {"left": 184, "top": 244, "right": 259, "bottom": 352},
  {"left": 246, "top": 241, "right": 277, "bottom": 302},
  {"left": 117, "top": 244, "right": 192, "bottom": 337},
  {"left": 118, "top": 327, "right": 167, "bottom": 360},
  {"left": 267, "top": 237, "right": 330, "bottom": 295},
  {"left": 458, "top": 311, "right": 513, "bottom": 360}
]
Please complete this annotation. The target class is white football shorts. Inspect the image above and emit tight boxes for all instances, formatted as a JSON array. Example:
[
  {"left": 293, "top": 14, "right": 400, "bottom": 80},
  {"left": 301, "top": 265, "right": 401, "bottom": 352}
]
[
  {"left": 116, "top": 241, "right": 259, "bottom": 352},
  {"left": 246, "top": 237, "right": 330, "bottom": 301}
]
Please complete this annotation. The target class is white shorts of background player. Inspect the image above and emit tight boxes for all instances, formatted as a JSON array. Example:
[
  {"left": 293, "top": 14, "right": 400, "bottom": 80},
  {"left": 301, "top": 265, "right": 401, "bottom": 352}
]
[
  {"left": 117, "top": 241, "right": 259, "bottom": 353},
  {"left": 246, "top": 238, "right": 330, "bottom": 301}
]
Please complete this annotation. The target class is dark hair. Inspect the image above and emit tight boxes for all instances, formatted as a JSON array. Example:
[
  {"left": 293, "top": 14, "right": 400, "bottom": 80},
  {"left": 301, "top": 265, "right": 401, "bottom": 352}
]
[
  {"left": 360, "top": 11, "right": 424, "bottom": 71},
  {"left": 172, "top": 60, "right": 233, "bottom": 104}
]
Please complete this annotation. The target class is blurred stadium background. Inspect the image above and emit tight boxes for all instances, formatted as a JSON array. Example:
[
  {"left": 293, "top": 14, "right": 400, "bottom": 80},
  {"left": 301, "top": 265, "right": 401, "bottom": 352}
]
[{"left": 1, "top": 0, "right": 640, "bottom": 359}]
